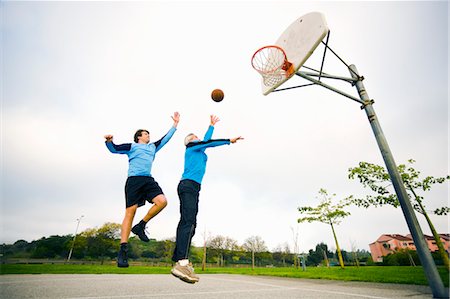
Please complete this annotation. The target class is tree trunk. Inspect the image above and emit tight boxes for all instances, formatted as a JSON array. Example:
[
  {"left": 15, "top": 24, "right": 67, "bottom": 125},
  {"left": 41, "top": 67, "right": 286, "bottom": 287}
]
[
  {"left": 323, "top": 248, "right": 330, "bottom": 268},
  {"left": 352, "top": 251, "right": 360, "bottom": 268},
  {"left": 330, "top": 222, "right": 345, "bottom": 269},
  {"left": 407, "top": 249, "right": 416, "bottom": 266},
  {"left": 202, "top": 241, "right": 206, "bottom": 271},
  {"left": 293, "top": 253, "right": 298, "bottom": 269},
  {"left": 408, "top": 184, "right": 450, "bottom": 272},
  {"left": 251, "top": 250, "right": 255, "bottom": 270}
]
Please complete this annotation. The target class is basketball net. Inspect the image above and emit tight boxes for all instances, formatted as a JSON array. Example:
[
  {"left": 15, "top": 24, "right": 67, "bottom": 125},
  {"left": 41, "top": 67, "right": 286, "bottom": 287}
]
[{"left": 251, "top": 45, "right": 295, "bottom": 87}]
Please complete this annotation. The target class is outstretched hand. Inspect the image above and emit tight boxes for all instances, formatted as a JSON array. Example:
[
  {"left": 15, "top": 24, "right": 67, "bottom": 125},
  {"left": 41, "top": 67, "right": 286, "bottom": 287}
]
[
  {"left": 210, "top": 115, "right": 220, "bottom": 126},
  {"left": 104, "top": 135, "right": 113, "bottom": 142},
  {"left": 230, "top": 136, "right": 244, "bottom": 144},
  {"left": 172, "top": 112, "right": 180, "bottom": 127}
]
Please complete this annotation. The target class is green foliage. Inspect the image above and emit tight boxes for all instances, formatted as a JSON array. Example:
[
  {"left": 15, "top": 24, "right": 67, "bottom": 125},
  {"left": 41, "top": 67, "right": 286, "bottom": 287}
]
[
  {"left": 382, "top": 249, "right": 420, "bottom": 266},
  {"left": 348, "top": 159, "right": 449, "bottom": 215},
  {"left": 82, "top": 222, "right": 121, "bottom": 260},
  {"left": 298, "top": 189, "right": 351, "bottom": 225},
  {"left": 1, "top": 240, "right": 35, "bottom": 259},
  {"left": 306, "top": 243, "right": 332, "bottom": 266},
  {"left": 434, "top": 207, "right": 450, "bottom": 216},
  {"left": 31, "top": 235, "right": 72, "bottom": 259},
  {"left": 189, "top": 246, "right": 203, "bottom": 264},
  {"left": 348, "top": 159, "right": 450, "bottom": 271},
  {"left": 1, "top": 223, "right": 372, "bottom": 270},
  {"left": 298, "top": 189, "right": 351, "bottom": 269}
]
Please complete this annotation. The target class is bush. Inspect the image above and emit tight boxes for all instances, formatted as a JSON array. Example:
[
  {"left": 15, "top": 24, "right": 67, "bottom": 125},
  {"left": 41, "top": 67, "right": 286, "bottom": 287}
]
[{"left": 382, "top": 249, "right": 420, "bottom": 266}]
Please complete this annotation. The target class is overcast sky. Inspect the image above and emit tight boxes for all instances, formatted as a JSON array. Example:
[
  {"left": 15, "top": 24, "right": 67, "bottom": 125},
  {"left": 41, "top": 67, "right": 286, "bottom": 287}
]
[{"left": 2, "top": 1, "right": 448, "bottom": 254}]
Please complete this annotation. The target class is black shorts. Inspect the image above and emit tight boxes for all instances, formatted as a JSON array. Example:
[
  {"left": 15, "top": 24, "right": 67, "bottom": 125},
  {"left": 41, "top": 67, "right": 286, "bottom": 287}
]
[{"left": 125, "top": 176, "right": 164, "bottom": 208}]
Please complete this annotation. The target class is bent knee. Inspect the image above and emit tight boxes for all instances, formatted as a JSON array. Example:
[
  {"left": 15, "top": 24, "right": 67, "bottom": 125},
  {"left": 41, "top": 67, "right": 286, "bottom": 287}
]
[{"left": 153, "top": 195, "right": 167, "bottom": 208}]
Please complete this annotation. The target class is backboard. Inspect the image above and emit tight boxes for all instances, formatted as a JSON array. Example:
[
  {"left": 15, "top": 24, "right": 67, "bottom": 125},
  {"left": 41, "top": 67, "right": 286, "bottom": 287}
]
[{"left": 258, "top": 12, "right": 329, "bottom": 95}]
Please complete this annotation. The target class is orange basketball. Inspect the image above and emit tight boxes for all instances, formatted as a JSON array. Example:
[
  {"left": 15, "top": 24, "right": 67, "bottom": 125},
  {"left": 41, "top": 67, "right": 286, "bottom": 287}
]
[{"left": 211, "top": 89, "right": 224, "bottom": 102}]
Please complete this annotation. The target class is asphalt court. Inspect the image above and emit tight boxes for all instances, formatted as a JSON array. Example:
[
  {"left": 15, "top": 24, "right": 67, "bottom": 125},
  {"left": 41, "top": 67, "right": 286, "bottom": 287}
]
[{"left": 0, "top": 274, "right": 442, "bottom": 299}]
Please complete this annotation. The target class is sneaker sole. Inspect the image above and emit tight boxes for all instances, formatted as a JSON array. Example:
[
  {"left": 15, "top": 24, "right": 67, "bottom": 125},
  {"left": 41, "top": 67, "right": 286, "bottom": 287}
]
[
  {"left": 117, "top": 263, "right": 129, "bottom": 268},
  {"left": 171, "top": 269, "right": 198, "bottom": 284},
  {"left": 131, "top": 228, "right": 150, "bottom": 242}
]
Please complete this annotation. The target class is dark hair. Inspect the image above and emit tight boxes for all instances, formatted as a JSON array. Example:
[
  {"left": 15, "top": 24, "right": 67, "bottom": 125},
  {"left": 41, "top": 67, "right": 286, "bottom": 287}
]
[{"left": 134, "top": 129, "right": 149, "bottom": 143}]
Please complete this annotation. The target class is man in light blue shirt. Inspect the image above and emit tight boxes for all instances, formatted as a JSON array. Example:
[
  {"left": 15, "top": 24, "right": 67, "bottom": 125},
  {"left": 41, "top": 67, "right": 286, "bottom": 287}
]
[
  {"left": 171, "top": 115, "right": 243, "bottom": 283},
  {"left": 105, "top": 112, "right": 180, "bottom": 267}
]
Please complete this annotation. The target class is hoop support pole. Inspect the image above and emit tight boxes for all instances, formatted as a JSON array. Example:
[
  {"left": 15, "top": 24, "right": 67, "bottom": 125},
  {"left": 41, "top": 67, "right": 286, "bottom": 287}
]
[
  {"left": 300, "top": 71, "right": 357, "bottom": 84},
  {"left": 295, "top": 71, "right": 364, "bottom": 104},
  {"left": 350, "top": 64, "right": 447, "bottom": 298},
  {"left": 273, "top": 83, "right": 316, "bottom": 92},
  {"left": 318, "top": 30, "right": 331, "bottom": 80}
]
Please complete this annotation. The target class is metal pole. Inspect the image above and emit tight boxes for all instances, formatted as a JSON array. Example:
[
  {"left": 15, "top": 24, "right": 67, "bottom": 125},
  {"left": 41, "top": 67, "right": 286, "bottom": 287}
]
[
  {"left": 67, "top": 215, "right": 84, "bottom": 262},
  {"left": 349, "top": 65, "right": 446, "bottom": 298}
]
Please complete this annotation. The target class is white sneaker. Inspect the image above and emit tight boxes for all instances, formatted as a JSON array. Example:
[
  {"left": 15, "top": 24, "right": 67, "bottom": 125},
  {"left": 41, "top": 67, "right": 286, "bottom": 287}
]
[{"left": 171, "top": 262, "right": 199, "bottom": 283}]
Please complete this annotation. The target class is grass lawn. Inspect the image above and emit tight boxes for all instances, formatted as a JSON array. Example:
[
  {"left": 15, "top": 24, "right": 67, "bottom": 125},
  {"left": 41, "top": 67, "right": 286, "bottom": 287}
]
[{"left": 1, "top": 264, "right": 448, "bottom": 287}]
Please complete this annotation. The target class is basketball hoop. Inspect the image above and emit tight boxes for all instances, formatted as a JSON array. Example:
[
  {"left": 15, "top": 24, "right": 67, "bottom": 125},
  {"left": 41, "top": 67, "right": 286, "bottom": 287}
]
[{"left": 251, "top": 45, "right": 295, "bottom": 87}]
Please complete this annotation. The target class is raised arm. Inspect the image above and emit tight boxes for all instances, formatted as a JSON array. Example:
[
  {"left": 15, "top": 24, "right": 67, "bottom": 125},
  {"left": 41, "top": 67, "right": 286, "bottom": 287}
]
[
  {"left": 171, "top": 111, "right": 180, "bottom": 128},
  {"left": 204, "top": 115, "right": 220, "bottom": 141},
  {"left": 154, "top": 112, "right": 180, "bottom": 152}
]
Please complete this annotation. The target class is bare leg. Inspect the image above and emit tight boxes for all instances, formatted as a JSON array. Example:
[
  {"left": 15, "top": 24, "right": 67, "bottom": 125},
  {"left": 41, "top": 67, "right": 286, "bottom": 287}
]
[
  {"left": 142, "top": 194, "right": 168, "bottom": 222},
  {"left": 121, "top": 204, "right": 138, "bottom": 243}
]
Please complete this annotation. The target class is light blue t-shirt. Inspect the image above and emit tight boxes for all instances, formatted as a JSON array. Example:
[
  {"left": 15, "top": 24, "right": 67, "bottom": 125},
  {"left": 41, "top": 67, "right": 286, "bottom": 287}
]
[
  {"left": 181, "top": 126, "right": 230, "bottom": 184},
  {"left": 106, "top": 126, "right": 176, "bottom": 177}
]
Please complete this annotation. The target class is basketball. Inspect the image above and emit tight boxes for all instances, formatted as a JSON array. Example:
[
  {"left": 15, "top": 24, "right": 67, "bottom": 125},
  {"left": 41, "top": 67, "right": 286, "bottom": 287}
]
[{"left": 211, "top": 89, "right": 224, "bottom": 102}]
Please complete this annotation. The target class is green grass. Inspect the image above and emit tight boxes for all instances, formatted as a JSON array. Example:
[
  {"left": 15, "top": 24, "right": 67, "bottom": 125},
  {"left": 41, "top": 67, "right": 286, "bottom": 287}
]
[
  {"left": 0, "top": 263, "right": 170, "bottom": 275},
  {"left": 201, "top": 266, "right": 449, "bottom": 286},
  {"left": 1, "top": 264, "right": 448, "bottom": 287}
]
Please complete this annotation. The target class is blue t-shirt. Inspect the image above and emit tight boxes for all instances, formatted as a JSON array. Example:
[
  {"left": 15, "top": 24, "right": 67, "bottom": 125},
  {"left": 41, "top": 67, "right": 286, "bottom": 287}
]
[
  {"left": 181, "top": 126, "right": 230, "bottom": 184},
  {"left": 106, "top": 126, "right": 176, "bottom": 177}
]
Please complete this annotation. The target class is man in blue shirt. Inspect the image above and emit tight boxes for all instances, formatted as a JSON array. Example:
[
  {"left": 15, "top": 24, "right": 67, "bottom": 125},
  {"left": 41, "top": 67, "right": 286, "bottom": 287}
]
[
  {"left": 105, "top": 112, "right": 180, "bottom": 267},
  {"left": 171, "top": 115, "right": 243, "bottom": 283}
]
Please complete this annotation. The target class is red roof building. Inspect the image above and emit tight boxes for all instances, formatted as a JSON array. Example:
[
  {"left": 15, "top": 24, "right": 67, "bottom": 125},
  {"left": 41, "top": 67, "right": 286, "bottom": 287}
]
[{"left": 369, "top": 233, "right": 449, "bottom": 262}]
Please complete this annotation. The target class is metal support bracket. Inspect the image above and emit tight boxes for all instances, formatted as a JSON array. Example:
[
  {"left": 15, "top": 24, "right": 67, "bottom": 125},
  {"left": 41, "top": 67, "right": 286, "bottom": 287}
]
[{"left": 360, "top": 99, "right": 375, "bottom": 110}]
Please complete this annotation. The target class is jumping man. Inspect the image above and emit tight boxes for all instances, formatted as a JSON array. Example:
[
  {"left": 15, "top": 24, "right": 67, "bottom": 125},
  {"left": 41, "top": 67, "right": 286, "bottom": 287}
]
[
  {"left": 171, "top": 115, "right": 243, "bottom": 283},
  {"left": 105, "top": 112, "right": 180, "bottom": 268}
]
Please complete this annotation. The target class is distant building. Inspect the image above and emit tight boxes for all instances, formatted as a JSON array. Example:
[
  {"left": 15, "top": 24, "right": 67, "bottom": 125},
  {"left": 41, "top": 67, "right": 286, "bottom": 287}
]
[{"left": 369, "top": 233, "right": 449, "bottom": 262}]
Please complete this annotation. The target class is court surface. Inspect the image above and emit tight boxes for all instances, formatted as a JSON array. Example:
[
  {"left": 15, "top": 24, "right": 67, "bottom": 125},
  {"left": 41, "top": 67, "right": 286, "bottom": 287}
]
[{"left": 0, "top": 273, "right": 442, "bottom": 299}]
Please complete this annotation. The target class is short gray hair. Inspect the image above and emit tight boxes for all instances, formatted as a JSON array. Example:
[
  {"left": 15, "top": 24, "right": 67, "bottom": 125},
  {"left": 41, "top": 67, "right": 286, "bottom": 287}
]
[{"left": 184, "top": 133, "right": 195, "bottom": 146}]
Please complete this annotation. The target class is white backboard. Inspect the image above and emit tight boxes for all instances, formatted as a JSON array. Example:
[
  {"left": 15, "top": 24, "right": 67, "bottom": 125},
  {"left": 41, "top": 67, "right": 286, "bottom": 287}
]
[{"left": 261, "top": 12, "right": 329, "bottom": 95}]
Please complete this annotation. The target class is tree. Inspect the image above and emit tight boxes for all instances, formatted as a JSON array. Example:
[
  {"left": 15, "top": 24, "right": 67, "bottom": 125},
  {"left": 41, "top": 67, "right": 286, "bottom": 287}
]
[
  {"left": 306, "top": 243, "right": 332, "bottom": 266},
  {"left": 291, "top": 226, "right": 300, "bottom": 269},
  {"left": 383, "top": 249, "right": 420, "bottom": 266},
  {"left": 208, "top": 235, "right": 228, "bottom": 267},
  {"left": 298, "top": 188, "right": 351, "bottom": 269},
  {"left": 273, "top": 242, "right": 291, "bottom": 267},
  {"left": 350, "top": 240, "right": 360, "bottom": 267},
  {"left": 82, "top": 223, "right": 121, "bottom": 262},
  {"left": 201, "top": 229, "right": 210, "bottom": 270},
  {"left": 242, "top": 236, "right": 267, "bottom": 269},
  {"left": 159, "top": 238, "right": 176, "bottom": 262},
  {"left": 348, "top": 159, "right": 450, "bottom": 271},
  {"left": 30, "top": 235, "right": 72, "bottom": 259}
]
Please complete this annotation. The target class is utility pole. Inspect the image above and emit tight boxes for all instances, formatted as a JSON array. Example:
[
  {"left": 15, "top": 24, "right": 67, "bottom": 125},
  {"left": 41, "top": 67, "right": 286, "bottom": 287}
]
[{"left": 67, "top": 215, "right": 84, "bottom": 262}]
